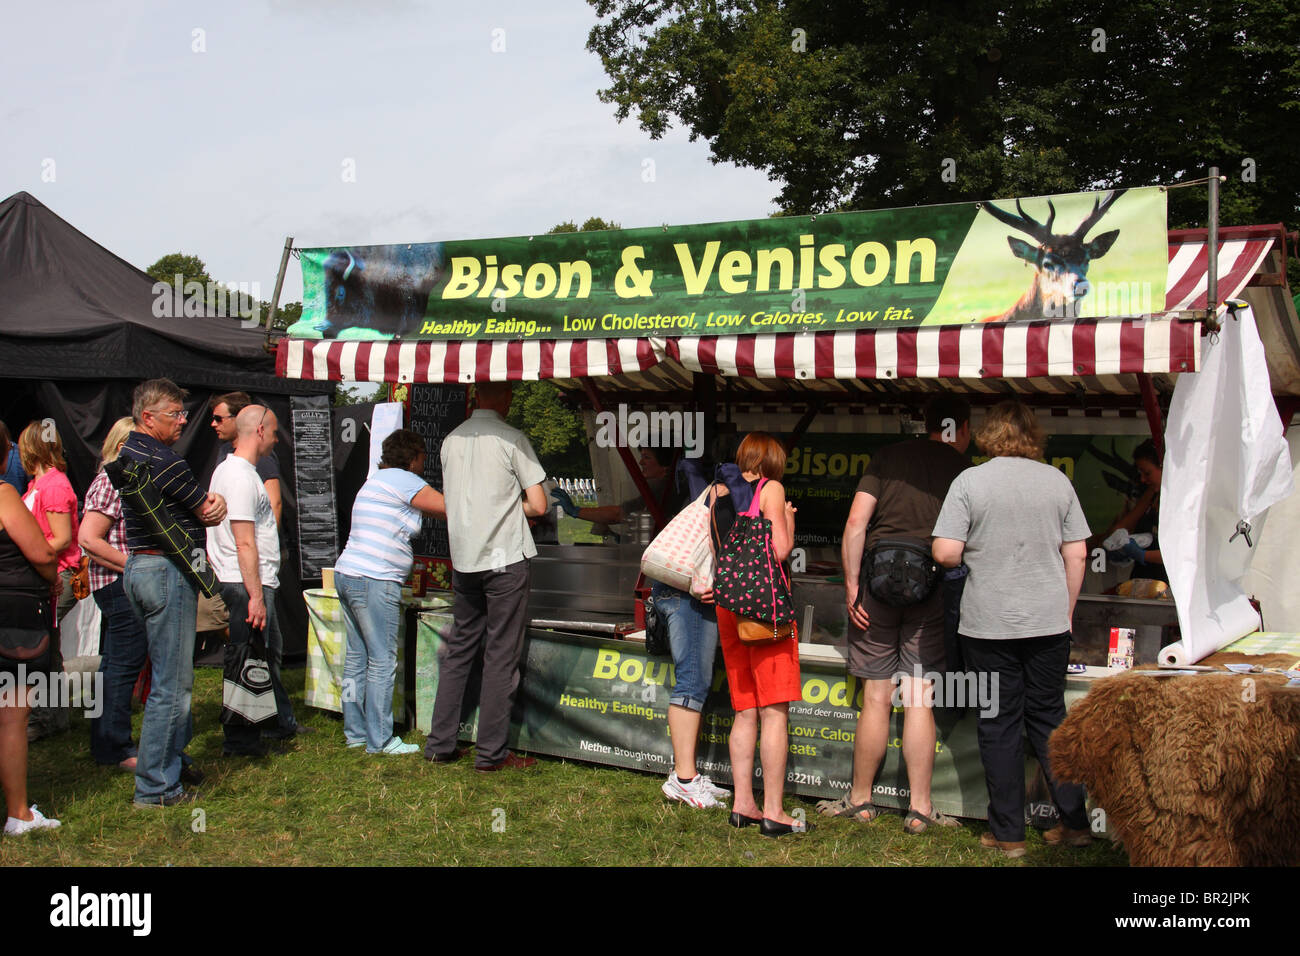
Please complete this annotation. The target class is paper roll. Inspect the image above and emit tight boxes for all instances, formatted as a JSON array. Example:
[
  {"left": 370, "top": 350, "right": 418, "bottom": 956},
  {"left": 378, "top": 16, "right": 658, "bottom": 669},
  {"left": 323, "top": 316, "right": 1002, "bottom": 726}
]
[{"left": 1159, "top": 641, "right": 1190, "bottom": 667}]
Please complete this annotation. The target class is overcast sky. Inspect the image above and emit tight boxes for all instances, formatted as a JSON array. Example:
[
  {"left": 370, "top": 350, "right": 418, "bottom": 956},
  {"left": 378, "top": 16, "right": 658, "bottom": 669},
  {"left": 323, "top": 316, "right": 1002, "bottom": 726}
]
[{"left": 2, "top": 0, "right": 776, "bottom": 304}]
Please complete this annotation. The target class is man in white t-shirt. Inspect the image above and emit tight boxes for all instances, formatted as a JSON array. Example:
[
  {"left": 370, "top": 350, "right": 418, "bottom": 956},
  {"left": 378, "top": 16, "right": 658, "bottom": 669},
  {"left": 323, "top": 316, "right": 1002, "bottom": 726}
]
[{"left": 207, "top": 405, "right": 297, "bottom": 756}]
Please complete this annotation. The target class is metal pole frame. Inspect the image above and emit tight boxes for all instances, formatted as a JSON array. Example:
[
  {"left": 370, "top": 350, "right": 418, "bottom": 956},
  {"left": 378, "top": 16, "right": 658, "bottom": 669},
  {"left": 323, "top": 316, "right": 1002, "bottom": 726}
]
[
  {"left": 1206, "top": 167, "right": 1220, "bottom": 329},
  {"left": 263, "top": 236, "right": 295, "bottom": 348}
]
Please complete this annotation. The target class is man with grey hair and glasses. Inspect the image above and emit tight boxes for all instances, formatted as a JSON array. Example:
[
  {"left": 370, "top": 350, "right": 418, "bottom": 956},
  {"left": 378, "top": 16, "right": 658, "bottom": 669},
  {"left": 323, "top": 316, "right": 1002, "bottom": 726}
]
[{"left": 119, "top": 378, "right": 227, "bottom": 807}]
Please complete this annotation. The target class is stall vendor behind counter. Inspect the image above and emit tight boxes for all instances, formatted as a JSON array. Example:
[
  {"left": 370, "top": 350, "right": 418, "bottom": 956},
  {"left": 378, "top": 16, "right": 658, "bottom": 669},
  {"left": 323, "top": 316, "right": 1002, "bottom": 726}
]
[{"left": 551, "top": 447, "right": 680, "bottom": 537}]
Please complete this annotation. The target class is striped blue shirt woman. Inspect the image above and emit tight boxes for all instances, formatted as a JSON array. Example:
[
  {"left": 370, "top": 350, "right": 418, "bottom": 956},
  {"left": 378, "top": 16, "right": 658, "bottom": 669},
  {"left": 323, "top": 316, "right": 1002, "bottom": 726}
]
[{"left": 333, "top": 429, "right": 446, "bottom": 755}]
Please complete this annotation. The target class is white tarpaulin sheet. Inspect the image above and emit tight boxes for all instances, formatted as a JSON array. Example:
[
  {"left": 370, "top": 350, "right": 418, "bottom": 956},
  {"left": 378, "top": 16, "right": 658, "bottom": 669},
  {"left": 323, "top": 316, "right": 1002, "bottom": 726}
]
[
  {"left": 367, "top": 401, "right": 404, "bottom": 478},
  {"left": 1159, "top": 305, "right": 1295, "bottom": 664}
]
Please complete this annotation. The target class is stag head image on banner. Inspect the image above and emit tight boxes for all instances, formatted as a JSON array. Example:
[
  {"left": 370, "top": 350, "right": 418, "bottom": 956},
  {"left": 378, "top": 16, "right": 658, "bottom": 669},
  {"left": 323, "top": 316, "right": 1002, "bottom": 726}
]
[
  {"left": 286, "top": 186, "right": 1168, "bottom": 341},
  {"left": 923, "top": 186, "right": 1168, "bottom": 325}
]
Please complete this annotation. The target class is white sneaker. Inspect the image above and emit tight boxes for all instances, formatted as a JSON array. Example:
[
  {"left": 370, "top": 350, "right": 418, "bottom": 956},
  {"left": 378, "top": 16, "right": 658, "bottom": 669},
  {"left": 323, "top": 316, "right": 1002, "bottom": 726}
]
[
  {"left": 4, "top": 805, "right": 61, "bottom": 835},
  {"left": 662, "top": 772, "right": 726, "bottom": 809},
  {"left": 372, "top": 737, "right": 419, "bottom": 755},
  {"left": 696, "top": 774, "right": 730, "bottom": 800}
]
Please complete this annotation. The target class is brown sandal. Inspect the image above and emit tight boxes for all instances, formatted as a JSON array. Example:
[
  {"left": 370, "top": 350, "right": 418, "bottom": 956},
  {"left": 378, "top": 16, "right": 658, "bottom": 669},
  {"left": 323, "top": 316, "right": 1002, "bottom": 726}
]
[
  {"left": 903, "top": 807, "right": 961, "bottom": 833},
  {"left": 815, "top": 794, "right": 881, "bottom": 823}
]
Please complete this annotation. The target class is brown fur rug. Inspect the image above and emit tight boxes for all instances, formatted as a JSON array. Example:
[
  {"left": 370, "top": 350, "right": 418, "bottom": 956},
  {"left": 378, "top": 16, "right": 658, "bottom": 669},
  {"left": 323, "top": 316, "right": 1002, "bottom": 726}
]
[{"left": 1050, "top": 665, "right": 1300, "bottom": 866}]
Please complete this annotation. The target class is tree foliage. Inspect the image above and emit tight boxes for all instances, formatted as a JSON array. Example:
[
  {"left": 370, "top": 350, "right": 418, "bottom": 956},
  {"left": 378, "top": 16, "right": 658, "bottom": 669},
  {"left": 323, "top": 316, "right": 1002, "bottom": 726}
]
[
  {"left": 147, "top": 251, "right": 298, "bottom": 330},
  {"left": 587, "top": 0, "right": 1300, "bottom": 230},
  {"left": 507, "top": 380, "right": 588, "bottom": 462},
  {"left": 146, "top": 252, "right": 211, "bottom": 287},
  {"left": 547, "top": 216, "right": 623, "bottom": 234}
]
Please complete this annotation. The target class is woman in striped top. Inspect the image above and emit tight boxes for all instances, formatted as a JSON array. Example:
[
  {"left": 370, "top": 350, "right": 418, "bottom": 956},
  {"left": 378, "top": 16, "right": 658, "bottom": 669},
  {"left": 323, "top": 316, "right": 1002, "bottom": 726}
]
[
  {"left": 79, "top": 417, "right": 146, "bottom": 770},
  {"left": 334, "top": 429, "right": 445, "bottom": 755}
]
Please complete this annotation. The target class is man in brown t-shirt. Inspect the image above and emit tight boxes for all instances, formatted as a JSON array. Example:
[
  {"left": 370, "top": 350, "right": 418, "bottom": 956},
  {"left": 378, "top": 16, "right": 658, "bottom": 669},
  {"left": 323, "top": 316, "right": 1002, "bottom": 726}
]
[{"left": 820, "top": 394, "right": 971, "bottom": 832}]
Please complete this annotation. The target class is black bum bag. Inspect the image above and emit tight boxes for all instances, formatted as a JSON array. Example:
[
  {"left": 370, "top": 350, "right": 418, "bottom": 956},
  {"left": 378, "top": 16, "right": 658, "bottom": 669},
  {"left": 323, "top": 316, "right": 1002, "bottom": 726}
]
[
  {"left": 0, "top": 588, "right": 52, "bottom": 631},
  {"left": 861, "top": 537, "right": 941, "bottom": 609}
]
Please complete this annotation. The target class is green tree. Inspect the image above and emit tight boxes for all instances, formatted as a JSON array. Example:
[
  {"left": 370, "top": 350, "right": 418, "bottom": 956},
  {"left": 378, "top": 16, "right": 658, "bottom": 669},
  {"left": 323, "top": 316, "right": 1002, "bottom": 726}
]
[
  {"left": 261, "top": 300, "right": 301, "bottom": 332},
  {"left": 146, "top": 253, "right": 212, "bottom": 287},
  {"left": 506, "top": 381, "right": 590, "bottom": 475},
  {"left": 587, "top": 0, "right": 1300, "bottom": 230},
  {"left": 333, "top": 381, "right": 389, "bottom": 407},
  {"left": 547, "top": 216, "right": 623, "bottom": 234},
  {"left": 147, "top": 252, "right": 303, "bottom": 328}
]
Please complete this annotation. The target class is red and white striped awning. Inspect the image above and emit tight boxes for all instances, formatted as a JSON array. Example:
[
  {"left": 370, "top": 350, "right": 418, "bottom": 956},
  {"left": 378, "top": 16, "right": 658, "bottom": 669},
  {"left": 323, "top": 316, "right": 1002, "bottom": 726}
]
[{"left": 277, "top": 237, "right": 1273, "bottom": 385}]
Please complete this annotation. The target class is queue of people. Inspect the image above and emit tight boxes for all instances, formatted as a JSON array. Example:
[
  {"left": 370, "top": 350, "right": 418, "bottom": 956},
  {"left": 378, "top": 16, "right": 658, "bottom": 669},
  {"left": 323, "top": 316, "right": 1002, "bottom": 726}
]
[
  {"left": 629, "top": 396, "right": 1098, "bottom": 851},
  {"left": 1, "top": 382, "right": 1119, "bottom": 854},
  {"left": 0, "top": 379, "right": 307, "bottom": 823}
]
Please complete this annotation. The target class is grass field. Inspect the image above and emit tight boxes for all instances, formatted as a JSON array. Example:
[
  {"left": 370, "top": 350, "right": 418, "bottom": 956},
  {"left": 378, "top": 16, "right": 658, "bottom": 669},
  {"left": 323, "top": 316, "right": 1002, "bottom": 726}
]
[{"left": 3, "top": 667, "right": 1127, "bottom": 867}]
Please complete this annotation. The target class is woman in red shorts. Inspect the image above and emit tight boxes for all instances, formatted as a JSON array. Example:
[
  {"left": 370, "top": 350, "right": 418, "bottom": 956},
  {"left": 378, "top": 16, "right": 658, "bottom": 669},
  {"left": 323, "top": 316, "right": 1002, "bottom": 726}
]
[{"left": 709, "top": 432, "right": 808, "bottom": 836}]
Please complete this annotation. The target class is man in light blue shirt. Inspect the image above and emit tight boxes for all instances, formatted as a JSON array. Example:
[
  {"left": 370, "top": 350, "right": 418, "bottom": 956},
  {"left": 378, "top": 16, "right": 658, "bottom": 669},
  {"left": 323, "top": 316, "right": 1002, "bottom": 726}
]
[{"left": 424, "top": 382, "right": 547, "bottom": 771}]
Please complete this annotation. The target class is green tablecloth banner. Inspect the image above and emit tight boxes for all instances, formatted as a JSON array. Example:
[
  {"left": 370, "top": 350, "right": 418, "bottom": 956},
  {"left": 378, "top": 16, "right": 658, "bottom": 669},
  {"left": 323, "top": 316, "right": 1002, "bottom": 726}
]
[
  {"left": 1224, "top": 631, "right": 1300, "bottom": 657},
  {"left": 416, "top": 614, "right": 1097, "bottom": 825}
]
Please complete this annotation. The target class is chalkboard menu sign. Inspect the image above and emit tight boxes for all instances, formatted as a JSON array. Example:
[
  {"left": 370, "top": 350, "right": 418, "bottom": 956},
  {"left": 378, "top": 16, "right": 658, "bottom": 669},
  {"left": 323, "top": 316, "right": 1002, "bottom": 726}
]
[
  {"left": 408, "top": 384, "right": 467, "bottom": 558},
  {"left": 291, "top": 398, "right": 340, "bottom": 579}
]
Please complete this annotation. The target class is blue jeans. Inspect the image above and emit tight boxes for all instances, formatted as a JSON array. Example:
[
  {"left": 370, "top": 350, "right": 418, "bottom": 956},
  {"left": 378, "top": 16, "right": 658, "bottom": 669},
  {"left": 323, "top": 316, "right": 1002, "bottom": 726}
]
[
  {"left": 652, "top": 582, "right": 718, "bottom": 712},
  {"left": 123, "top": 554, "right": 198, "bottom": 803},
  {"left": 262, "top": 593, "right": 298, "bottom": 736},
  {"left": 89, "top": 578, "right": 149, "bottom": 765},
  {"left": 336, "top": 572, "right": 402, "bottom": 752}
]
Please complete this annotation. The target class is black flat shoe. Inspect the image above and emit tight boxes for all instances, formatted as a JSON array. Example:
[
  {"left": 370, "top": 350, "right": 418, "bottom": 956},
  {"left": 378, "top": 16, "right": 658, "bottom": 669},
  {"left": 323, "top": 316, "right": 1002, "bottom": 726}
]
[
  {"left": 728, "top": 811, "right": 762, "bottom": 829},
  {"left": 759, "top": 817, "right": 815, "bottom": 837}
]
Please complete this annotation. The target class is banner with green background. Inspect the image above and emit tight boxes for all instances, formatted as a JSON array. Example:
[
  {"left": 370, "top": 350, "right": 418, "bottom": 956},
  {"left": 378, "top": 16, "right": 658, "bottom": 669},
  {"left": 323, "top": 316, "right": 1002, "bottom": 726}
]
[
  {"left": 415, "top": 620, "right": 1097, "bottom": 824},
  {"left": 783, "top": 433, "right": 1149, "bottom": 546},
  {"left": 288, "top": 187, "right": 1166, "bottom": 342}
]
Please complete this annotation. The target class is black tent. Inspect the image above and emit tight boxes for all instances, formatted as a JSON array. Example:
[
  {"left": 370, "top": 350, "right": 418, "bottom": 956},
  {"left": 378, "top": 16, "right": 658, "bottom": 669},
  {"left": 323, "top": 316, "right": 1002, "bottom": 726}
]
[
  {"left": 0, "top": 190, "right": 332, "bottom": 655},
  {"left": 0, "top": 190, "right": 309, "bottom": 389}
]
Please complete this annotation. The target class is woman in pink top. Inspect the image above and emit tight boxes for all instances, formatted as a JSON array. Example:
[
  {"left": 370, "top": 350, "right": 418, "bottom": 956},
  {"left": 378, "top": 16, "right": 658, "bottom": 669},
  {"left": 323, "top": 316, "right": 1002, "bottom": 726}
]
[{"left": 17, "top": 422, "right": 81, "bottom": 623}]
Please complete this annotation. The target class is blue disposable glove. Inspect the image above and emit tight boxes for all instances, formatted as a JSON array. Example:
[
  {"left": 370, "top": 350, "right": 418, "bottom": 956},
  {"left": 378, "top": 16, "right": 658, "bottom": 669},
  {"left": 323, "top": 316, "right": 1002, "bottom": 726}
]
[
  {"left": 550, "top": 487, "right": 580, "bottom": 517},
  {"left": 1120, "top": 540, "right": 1147, "bottom": 565}
]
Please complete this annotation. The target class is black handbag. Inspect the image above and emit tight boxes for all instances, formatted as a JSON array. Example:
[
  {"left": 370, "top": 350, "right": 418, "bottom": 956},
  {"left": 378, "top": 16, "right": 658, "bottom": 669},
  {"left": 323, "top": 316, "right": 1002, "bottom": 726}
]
[
  {"left": 643, "top": 593, "right": 671, "bottom": 657},
  {"left": 861, "top": 537, "right": 941, "bottom": 609},
  {"left": 220, "top": 631, "right": 276, "bottom": 726}
]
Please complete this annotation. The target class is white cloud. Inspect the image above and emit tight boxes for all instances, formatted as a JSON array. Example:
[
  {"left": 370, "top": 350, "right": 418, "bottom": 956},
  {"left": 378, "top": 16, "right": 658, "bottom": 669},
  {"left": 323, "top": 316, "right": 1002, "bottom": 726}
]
[{"left": 2, "top": 0, "right": 777, "bottom": 306}]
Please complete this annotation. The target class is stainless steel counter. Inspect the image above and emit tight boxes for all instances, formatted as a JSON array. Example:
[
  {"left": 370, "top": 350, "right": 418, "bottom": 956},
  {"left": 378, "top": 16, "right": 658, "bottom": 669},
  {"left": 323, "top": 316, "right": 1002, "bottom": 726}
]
[
  {"left": 528, "top": 545, "right": 1176, "bottom": 666},
  {"left": 528, "top": 543, "right": 643, "bottom": 625}
]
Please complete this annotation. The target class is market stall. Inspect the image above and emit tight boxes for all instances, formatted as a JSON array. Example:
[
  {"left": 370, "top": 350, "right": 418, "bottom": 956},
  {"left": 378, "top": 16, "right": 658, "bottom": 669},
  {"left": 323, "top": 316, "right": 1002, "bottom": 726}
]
[{"left": 275, "top": 185, "right": 1298, "bottom": 821}]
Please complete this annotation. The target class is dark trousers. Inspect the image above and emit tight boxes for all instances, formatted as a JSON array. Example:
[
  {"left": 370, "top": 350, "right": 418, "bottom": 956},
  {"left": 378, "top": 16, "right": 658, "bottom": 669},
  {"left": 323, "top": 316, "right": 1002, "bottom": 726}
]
[
  {"left": 220, "top": 582, "right": 291, "bottom": 752},
  {"left": 425, "top": 560, "right": 530, "bottom": 767},
  {"left": 89, "top": 579, "right": 149, "bottom": 764},
  {"left": 961, "top": 631, "right": 1088, "bottom": 842}
]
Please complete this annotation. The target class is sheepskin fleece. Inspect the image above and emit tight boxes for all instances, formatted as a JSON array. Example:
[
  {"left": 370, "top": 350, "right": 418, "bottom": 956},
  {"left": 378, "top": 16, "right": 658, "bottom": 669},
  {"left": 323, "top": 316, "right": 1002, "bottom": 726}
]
[{"left": 1050, "top": 670, "right": 1300, "bottom": 866}]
